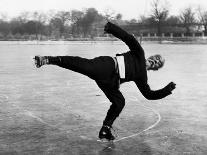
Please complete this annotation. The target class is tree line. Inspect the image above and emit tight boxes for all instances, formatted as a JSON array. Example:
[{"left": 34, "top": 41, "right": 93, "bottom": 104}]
[{"left": 0, "top": 0, "right": 207, "bottom": 40}]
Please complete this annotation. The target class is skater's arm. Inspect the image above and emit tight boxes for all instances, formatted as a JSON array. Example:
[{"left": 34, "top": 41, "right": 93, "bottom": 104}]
[
  {"left": 135, "top": 81, "right": 176, "bottom": 100},
  {"left": 104, "top": 22, "right": 143, "bottom": 52}
]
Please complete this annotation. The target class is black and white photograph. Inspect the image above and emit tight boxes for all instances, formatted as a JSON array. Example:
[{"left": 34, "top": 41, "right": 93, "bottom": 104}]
[{"left": 0, "top": 0, "right": 207, "bottom": 154}]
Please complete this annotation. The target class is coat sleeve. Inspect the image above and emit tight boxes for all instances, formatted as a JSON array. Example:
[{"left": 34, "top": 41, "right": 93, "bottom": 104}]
[
  {"left": 104, "top": 22, "right": 143, "bottom": 52},
  {"left": 135, "top": 80, "right": 172, "bottom": 100}
]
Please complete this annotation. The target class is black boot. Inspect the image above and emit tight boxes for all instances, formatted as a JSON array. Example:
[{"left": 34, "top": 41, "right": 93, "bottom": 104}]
[
  {"left": 34, "top": 56, "right": 49, "bottom": 68},
  {"left": 99, "top": 125, "right": 115, "bottom": 141}
]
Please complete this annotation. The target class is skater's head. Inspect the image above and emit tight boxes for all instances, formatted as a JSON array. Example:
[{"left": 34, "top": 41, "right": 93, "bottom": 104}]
[{"left": 146, "top": 54, "right": 165, "bottom": 71}]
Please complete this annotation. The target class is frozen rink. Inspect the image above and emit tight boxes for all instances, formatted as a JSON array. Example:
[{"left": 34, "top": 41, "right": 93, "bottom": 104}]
[{"left": 0, "top": 41, "right": 207, "bottom": 154}]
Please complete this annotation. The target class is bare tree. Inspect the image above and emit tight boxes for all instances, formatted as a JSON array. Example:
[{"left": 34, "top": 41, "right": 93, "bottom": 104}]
[
  {"left": 166, "top": 15, "right": 181, "bottom": 25},
  {"left": 180, "top": 7, "right": 196, "bottom": 35},
  {"left": 103, "top": 7, "right": 116, "bottom": 20},
  {"left": 18, "top": 12, "right": 31, "bottom": 23},
  {"left": 150, "top": 0, "right": 169, "bottom": 36},
  {"left": 70, "top": 10, "right": 84, "bottom": 36},
  {"left": 0, "top": 13, "right": 9, "bottom": 22},
  {"left": 129, "top": 19, "right": 137, "bottom": 24},
  {"left": 32, "top": 11, "right": 47, "bottom": 39},
  {"left": 115, "top": 13, "right": 122, "bottom": 21},
  {"left": 70, "top": 10, "right": 84, "bottom": 24},
  {"left": 55, "top": 11, "right": 71, "bottom": 26},
  {"left": 197, "top": 6, "right": 207, "bottom": 35},
  {"left": 80, "top": 8, "right": 100, "bottom": 37},
  {"left": 50, "top": 11, "right": 71, "bottom": 37}
]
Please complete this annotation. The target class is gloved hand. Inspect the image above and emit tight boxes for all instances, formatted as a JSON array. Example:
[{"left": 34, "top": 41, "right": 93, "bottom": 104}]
[
  {"left": 104, "top": 22, "right": 112, "bottom": 33},
  {"left": 166, "top": 82, "right": 176, "bottom": 93}
]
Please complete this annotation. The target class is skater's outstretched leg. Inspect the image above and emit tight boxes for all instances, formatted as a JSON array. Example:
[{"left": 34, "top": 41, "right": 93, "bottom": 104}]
[
  {"left": 34, "top": 55, "right": 116, "bottom": 81},
  {"left": 34, "top": 55, "right": 122, "bottom": 141}
]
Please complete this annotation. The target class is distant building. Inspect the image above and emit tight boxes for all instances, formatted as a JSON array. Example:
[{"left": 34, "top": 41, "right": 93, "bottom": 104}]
[{"left": 121, "top": 23, "right": 205, "bottom": 38}]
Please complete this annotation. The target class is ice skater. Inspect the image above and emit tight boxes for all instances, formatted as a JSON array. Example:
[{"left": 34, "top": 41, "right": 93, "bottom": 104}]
[{"left": 34, "top": 22, "right": 176, "bottom": 141}]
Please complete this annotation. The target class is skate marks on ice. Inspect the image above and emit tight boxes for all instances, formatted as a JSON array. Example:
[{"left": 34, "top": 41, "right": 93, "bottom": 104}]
[
  {"left": 80, "top": 95, "right": 161, "bottom": 142},
  {"left": 0, "top": 93, "right": 161, "bottom": 154},
  {"left": 0, "top": 94, "right": 9, "bottom": 103},
  {"left": 0, "top": 94, "right": 74, "bottom": 139},
  {"left": 94, "top": 95, "right": 162, "bottom": 153},
  {"left": 114, "top": 96, "right": 161, "bottom": 143}
]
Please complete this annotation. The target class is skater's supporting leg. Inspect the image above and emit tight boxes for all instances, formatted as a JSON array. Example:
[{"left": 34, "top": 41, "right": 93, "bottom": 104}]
[
  {"left": 102, "top": 89, "right": 125, "bottom": 127},
  {"left": 96, "top": 82, "right": 125, "bottom": 140}
]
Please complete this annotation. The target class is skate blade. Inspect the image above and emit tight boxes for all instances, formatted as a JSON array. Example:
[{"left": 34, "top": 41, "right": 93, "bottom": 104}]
[
  {"left": 97, "top": 139, "right": 114, "bottom": 143},
  {"left": 97, "top": 139, "right": 115, "bottom": 150}
]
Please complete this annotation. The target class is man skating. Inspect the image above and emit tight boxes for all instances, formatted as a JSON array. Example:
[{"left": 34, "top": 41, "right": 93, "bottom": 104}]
[{"left": 34, "top": 22, "right": 176, "bottom": 141}]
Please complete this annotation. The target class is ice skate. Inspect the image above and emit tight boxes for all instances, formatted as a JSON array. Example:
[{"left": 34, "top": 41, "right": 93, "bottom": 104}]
[
  {"left": 98, "top": 125, "right": 115, "bottom": 142},
  {"left": 34, "top": 56, "right": 48, "bottom": 68}
]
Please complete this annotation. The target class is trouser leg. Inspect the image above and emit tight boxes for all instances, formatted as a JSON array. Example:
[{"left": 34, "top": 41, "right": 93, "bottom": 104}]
[
  {"left": 47, "top": 56, "right": 95, "bottom": 78},
  {"left": 46, "top": 56, "right": 115, "bottom": 80},
  {"left": 46, "top": 55, "right": 123, "bottom": 126},
  {"left": 96, "top": 82, "right": 125, "bottom": 127}
]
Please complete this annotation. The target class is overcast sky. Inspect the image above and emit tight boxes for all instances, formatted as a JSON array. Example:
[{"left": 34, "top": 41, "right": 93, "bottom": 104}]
[{"left": 1, "top": 0, "right": 207, "bottom": 20}]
